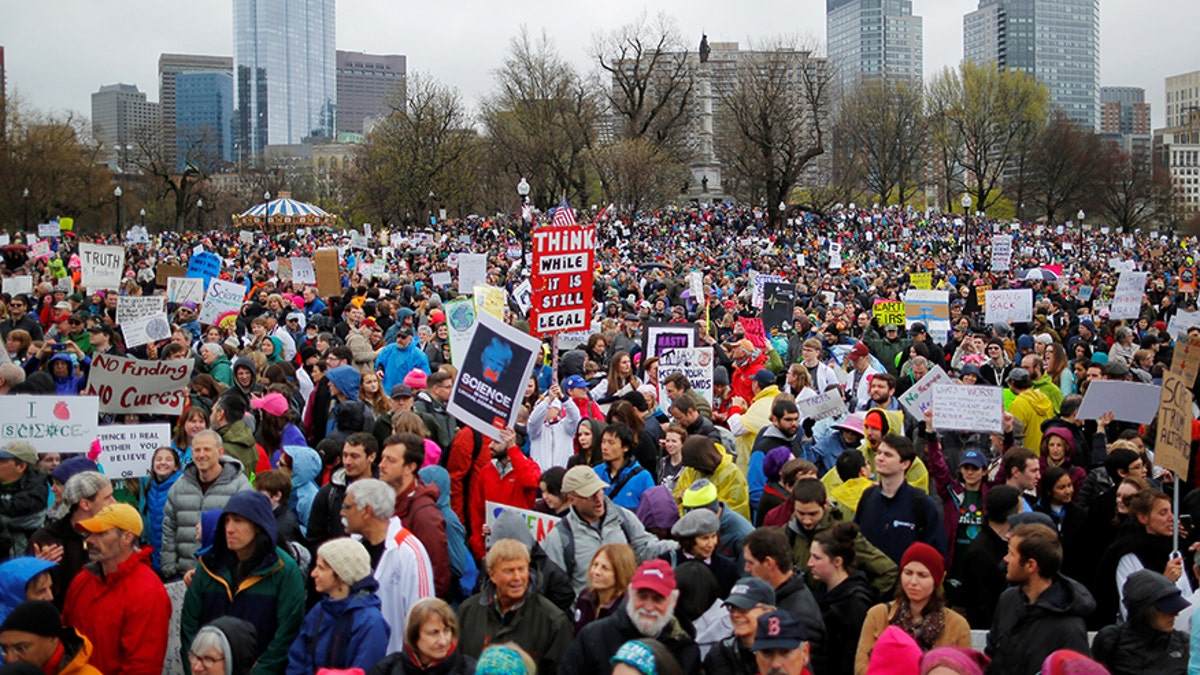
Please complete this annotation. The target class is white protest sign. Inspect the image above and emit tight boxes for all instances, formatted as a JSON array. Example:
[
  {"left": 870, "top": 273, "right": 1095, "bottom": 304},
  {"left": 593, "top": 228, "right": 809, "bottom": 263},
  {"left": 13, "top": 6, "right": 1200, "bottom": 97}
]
[
  {"left": 85, "top": 353, "right": 194, "bottom": 415},
  {"left": 431, "top": 271, "right": 452, "bottom": 287},
  {"left": 457, "top": 254, "right": 488, "bottom": 294},
  {"left": 657, "top": 348, "right": 714, "bottom": 406},
  {"left": 446, "top": 312, "right": 541, "bottom": 441},
  {"left": 1076, "top": 380, "right": 1162, "bottom": 424},
  {"left": 689, "top": 271, "right": 704, "bottom": 304},
  {"left": 122, "top": 313, "right": 173, "bottom": 349},
  {"left": 116, "top": 296, "right": 166, "bottom": 324},
  {"left": 752, "top": 274, "right": 786, "bottom": 309},
  {"left": 1167, "top": 310, "right": 1200, "bottom": 339},
  {"left": 0, "top": 395, "right": 99, "bottom": 455},
  {"left": 30, "top": 240, "right": 50, "bottom": 260},
  {"left": 291, "top": 258, "right": 316, "bottom": 285},
  {"left": 512, "top": 279, "right": 532, "bottom": 315},
  {"left": 1109, "top": 271, "right": 1148, "bottom": 320},
  {"left": 485, "top": 501, "right": 560, "bottom": 544},
  {"left": 985, "top": 289, "right": 1033, "bottom": 324},
  {"left": 2, "top": 276, "right": 32, "bottom": 297},
  {"left": 898, "top": 366, "right": 951, "bottom": 418},
  {"left": 796, "top": 390, "right": 847, "bottom": 422},
  {"left": 166, "top": 277, "right": 205, "bottom": 306},
  {"left": 96, "top": 423, "right": 172, "bottom": 479},
  {"left": 53, "top": 277, "right": 73, "bottom": 294},
  {"left": 239, "top": 230, "right": 254, "bottom": 245},
  {"left": 37, "top": 222, "right": 60, "bottom": 238},
  {"left": 197, "top": 279, "right": 245, "bottom": 325},
  {"left": 443, "top": 299, "right": 476, "bottom": 370},
  {"left": 78, "top": 243, "right": 125, "bottom": 290},
  {"left": 990, "top": 235, "right": 1012, "bottom": 272},
  {"left": 931, "top": 385, "right": 1004, "bottom": 433}
]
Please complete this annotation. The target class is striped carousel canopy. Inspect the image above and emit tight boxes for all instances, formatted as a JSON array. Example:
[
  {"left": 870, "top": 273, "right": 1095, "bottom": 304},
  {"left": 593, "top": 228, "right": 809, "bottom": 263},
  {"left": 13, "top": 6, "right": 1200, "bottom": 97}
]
[{"left": 232, "top": 191, "right": 337, "bottom": 229}]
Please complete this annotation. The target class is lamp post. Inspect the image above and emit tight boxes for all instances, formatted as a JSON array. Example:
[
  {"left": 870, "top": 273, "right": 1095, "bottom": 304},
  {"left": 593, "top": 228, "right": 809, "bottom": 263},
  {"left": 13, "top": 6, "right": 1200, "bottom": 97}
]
[
  {"left": 21, "top": 188, "right": 28, "bottom": 231},
  {"left": 196, "top": 198, "right": 204, "bottom": 232},
  {"left": 427, "top": 191, "right": 435, "bottom": 225},
  {"left": 961, "top": 193, "right": 973, "bottom": 243},
  {"left": 139, "top": 208, "right": 146, "bottom": 229},
  {"left": 113, "top": 186, "right": 123, "bottom": 235},
  {"left": 517, "top": 178, "right": 532, "bottom": 263},
  {"left": 1077, "top": 209, "right": 1085, "bottom": 231}
]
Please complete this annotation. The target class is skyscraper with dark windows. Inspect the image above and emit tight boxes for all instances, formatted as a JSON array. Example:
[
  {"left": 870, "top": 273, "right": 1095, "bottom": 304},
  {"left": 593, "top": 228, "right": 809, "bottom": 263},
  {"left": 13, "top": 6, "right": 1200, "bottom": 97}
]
[{"left": 826, "top": 0, "right": 923, "bottom": 94}]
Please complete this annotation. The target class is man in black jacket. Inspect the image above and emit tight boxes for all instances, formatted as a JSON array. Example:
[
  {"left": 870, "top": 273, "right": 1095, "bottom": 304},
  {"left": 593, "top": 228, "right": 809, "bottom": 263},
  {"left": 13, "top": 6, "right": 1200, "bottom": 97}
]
[
  {"left": 306, "top": 433, "right": 377, "bottom": 550},
  {"left": 559, "top": 559, "right": 700, "bottom": 675},
  {"left": 742, "top": 526, "right": 828, "bottom": 675},
  {"left": 1093, "top": 570, "right": 1191, "bottom": 674},
  {"left": 703, "top": 577, "right": 776, "bottom": 675},
  {"left": 986, "top": 522, "right": 1095, "bottom": 674}
]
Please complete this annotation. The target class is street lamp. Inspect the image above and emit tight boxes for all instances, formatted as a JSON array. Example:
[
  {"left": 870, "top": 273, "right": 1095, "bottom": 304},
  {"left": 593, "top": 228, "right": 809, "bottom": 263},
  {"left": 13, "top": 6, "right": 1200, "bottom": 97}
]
[
  {"left": 264, "top": 191, "right": 271, "bottom": 202},
  {"left": 21, "top": 188, "right": 29, "bottom": 230},
  {"left": 517, "top": 178, "right": 532, "bottom": 263},
  {"left": 113, "top": 186, "right": 123, "bottom": 235},
  {"left": 961, "top": 194, "right": 972, "bottom": 215},
  {"left": 427, "top": 191, "right": 435, "bottom": 225},
  {"left": 139, "top": 208, "right": 146, "bottom": 229},
  {"left": 1077, "top": 210, "right": 1085, "bottom": 230},
  {"left": 517, "top": 177, "right": 530, "bottom": 205},
  {"left": 196, "top": 198, "right": 204, "bottom": 231}
]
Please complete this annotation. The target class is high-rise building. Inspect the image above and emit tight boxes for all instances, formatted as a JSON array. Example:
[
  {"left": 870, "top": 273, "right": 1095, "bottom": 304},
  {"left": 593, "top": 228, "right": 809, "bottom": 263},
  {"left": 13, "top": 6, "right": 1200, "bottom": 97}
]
[
  {"left": 1154, "top": 110, "right": 1200, "bottom": 216},
  {"left": 1166, "top": 71, "right": 1200, "bottom": 129},
  {"left": 826, "top": 0, "right": 923, "bottom": 93},
  {"left": 233, "top": 0, "right": 336, "bottom": 160},
  {"left": 964, "top": 0, "right": 1100, "bottom": 130},
  {"left": 336, "top": 50, "right": 406, "bottom": 135},
  {"left": 159, "top": 54, "right": 233, "bottom": 171},
  {"left": 91, "top": 84, "right": 160, "bottom": 169},
  {"left": 175, "top": 72, "right": 234, "bottom": 172},
  {"left": 1, "top": 46, "right": 7, "bottom": 142},
  {"left": 1101, "top": 87, "right": 1150, "bottom": 136}
]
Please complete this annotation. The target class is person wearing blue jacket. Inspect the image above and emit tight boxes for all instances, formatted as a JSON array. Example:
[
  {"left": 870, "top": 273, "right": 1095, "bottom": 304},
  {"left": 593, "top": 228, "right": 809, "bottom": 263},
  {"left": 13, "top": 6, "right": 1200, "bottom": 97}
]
[
  {"left": 0, "top": 557, "right": 57, "bottom": 625},
  {"left": 286, "top": 538, "right": 389, "bottom": 675},
  {"left": 418, "top": 465, "right": 478, "bottom": 602},
  {"left": 282, "top": 445, "right": 322, "bottom": 535},
  {"left": 140, "top": 447, "right": 184, "bottom": 571},
  {"left": 373, "top": 327, "right": 430, "bottom": 393},
  {"left": 595, "top": 423, "right": 654, "bottom": 511}
]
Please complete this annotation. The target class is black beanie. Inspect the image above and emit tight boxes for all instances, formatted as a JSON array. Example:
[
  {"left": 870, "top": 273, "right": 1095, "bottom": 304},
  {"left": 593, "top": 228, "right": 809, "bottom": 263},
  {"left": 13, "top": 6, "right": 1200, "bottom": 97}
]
[{"left": 0, "top": 601, "right": 62, "bottom": 638}]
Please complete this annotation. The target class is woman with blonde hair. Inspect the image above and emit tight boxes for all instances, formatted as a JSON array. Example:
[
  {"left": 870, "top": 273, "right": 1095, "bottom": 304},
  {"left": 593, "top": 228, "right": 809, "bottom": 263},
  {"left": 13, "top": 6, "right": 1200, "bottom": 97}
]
[
  {"left": 573, "top": 543, "right": 637, "bottom": 635},
  {"left": 392, "top": 411, "right": 440, "bottom": 467},
  {"left": 368, "top": 597, "right": 476, "bottom": 675}
]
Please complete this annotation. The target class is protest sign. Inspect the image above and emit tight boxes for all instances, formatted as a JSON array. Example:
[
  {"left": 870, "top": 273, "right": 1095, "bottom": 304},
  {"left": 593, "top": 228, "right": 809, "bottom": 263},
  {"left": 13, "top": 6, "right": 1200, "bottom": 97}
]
[
  {"left": 156, "top": 264, "right": 186, "bottom": 287},
  {"left": 1168, "top": 310, "right": 1200, "bottom": 339},
  {"left": 431, "top": 271, "right": 452, "bottom": 287},
  {"left": 485, "top": 501, "right": 560, "bottom": 543},
  {"left": 291, "top": 257, "right": 317, "bottom": 285},
  {"left": 530, "top": 224, "right": 595, "bottom": 335},
  {"left": 761, "top": 282, "right": 796, "bottom": 333},
  {"left": 197, "top": 279, "right": 245, "bottom": 326},
  {"left": 752, "top": 274, "right": 786, "bottom": 309},
  {"left": 166, "top": 277, "right": 205, "bottom": 306},
  {"left": 643, "top": 322, "right": 699, "bottom": 360},
  {"left": 904, "top": 290, "right": 950, "bottom": 342},
  {"left": 314, "top": 249, "right": 341, "bottom": 297},
  {"left": 910, "top": 272, "right": 932, "bottom": 290},
  {"left": 53, "top": 277, "right": 73, "bottom": 294},
  {"left": 657, "top": 348, "right": 714, "bottom": 406},
  {"left": 931, "top": 385, "right": 1004, "bottom": 433},
  {"left": 447, "top": 312, "right": 540, "bottom": 440},
  {"left": 1076, "top": 380, "right": 1161, "bottom": 424},
  {"left": 689, "top": 271, "right": 705, "bottom": 304},
  {"left": 985, "top": 289, "right": 1033, "bottom": 324},
  {"left": 457, "top": 253, "right": 488, "bottom": 295},
  {"left": 2, "top": 276, "right": 32, "bottom": 297},
  {"left": 86, "top": 353, "right": 193, "bottom": 415},
  {"left": 122, "top": 313, "right": 173, "bottom": 349},
  {"left": 1156, "top": 369, "right": 1194, "bottom": 477},
  {"left": 444, "top": 299, "right": 477, "bottom": 370},
  {"left": 1077, "top": 285, "right": 1093, "bottom": 302},
  {"left": 512, "top": 279, "right": 532, "bottom": 315},
  {"left": 796, "top": 391, "right": 848, "bottom": 422},
  {"left": 0, "top": 395, "right": 99, "bottom": 455},
  {"left": 990, "top": 235, "right": 1012, "bottom": 272},
  {"left": 116, "top": 296, "right": 165, "bottom": 324},
  {"left": 185, "top": 251, "right": 222, "bottom": 289},
  {"left": 1110, "top": 271, "right": 1148, "bottom": 320},
  {"left": 1180, "top": 267, "right": 1197, "bottom": 294},
  {"left": 738, "top": 317, "right": 768, "bottom": 348},
  {"left": 30, "top": 240, "right": 50, "bottom": 259},
  {"left": 37, "top": 222, "right": 60, "bottom": 238},
  {"left": 97, "top": 423, "right": 172, "bottom": 479},
  {"left": 873, "top": 300, "right": 906, "bottom": 327},
  {"left": 898, "top": 366, "right": 950, "bottom": 418},
  {"left": 239, "top": 230, "right": 254, "bottom": 245},
  {"left": 975, "top": 285, "right": 991, "bottom": 307},
  {"left": 473, "top": 285, "right": 507, "bottom": 320},
  {"left": 276, "top": 258, "right": 292, "bottom": 282},
  {"left": 78, "top": 243, "right": 125, "bottom": 289}
]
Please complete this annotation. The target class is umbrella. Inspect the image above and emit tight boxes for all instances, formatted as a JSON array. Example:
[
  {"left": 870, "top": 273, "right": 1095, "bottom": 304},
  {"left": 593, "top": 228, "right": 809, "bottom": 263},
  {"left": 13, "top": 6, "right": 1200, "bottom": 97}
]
[
  {"left": 638, "top": 262, "right": 669, "bottom": 271},
  {"left": 1017, "top": 268, "right": 1059, "bottom": 281}
]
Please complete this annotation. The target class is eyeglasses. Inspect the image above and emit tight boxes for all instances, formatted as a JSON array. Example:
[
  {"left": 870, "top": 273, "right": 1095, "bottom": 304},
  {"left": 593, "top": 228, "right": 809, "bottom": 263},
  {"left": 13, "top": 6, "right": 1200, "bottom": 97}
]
[
  {"left": 0, "top": 641, "right": 33, "bottom": 657},
  {"left": 188, "top": 653, "right": 225, "bottom": 668}
]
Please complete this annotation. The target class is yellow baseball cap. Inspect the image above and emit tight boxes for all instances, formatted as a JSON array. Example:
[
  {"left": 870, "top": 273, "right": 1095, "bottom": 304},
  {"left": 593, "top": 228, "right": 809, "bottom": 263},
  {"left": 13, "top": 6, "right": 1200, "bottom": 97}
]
[{"left": 76, "top": 503, "right": 144, "bottom": 537}]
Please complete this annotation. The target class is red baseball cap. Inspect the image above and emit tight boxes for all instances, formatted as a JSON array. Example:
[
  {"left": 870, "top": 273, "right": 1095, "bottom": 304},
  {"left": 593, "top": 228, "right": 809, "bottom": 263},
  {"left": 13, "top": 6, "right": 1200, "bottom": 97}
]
[{"left": 630, "top": 560, "right": 676, "bottom": 596}]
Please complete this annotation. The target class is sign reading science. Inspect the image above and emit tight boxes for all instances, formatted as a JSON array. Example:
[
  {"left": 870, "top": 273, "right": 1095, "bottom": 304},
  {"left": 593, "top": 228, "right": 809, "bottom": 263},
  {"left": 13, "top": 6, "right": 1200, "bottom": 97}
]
[
  {"left": 0, "top": 396, "right": 99, "bottom": 455},
  {"left": 85, "top": 353, "right": 194, "bottom": 415},
  {"left": 447, "top": 312, "right": 541, "bottom": 441},
  {"left": 530, "top": 224, "right": 595, "bottom": 335}
]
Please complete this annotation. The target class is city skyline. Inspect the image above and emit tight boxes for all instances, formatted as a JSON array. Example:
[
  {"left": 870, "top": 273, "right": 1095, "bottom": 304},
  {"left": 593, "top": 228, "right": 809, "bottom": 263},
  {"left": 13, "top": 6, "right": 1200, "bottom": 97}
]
[{"left": 2, "top": 0, "right": 1198, "bottom": 131}]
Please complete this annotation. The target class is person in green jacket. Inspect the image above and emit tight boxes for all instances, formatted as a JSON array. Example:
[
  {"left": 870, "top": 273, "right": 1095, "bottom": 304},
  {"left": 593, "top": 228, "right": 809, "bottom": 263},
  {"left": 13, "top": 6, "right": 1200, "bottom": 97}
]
[
  {"left": 200, "top": 344, "right": 234, "bottom": 388},
  {"left": 181, "top": 491, "right": 305, "bottom": 675},
  {"left": 862, "top": 323, "right": 911, "bottom": 377}
]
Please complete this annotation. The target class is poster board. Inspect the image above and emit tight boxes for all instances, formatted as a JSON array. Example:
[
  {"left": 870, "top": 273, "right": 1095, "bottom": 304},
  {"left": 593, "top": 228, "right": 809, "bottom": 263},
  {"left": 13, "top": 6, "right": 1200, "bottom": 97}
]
[
  {"left": 985, "top": 289, "right": 1033, "bottom": 324},
  {"left": 314, "top": 249, "right": 341, "bottom": 297},
  {"left": 444, "top": 299, "right": 477, "bottom": 370},
  {"left": 156, "top": 264, "right": 186, "bottom": 288},
  {"left": 116, "top": 296, "right": 165, "bottom": 325},
  {"left": 1109, "top": 271, "right": 1148, "bottom": 320},
  {"left": 485, "top": 501, "right": 560, "bottom": 544},
  {"left": 185, "top": 252, "right": 222, "bottom": 289},
  {"left": 78, "top": 243, "right": 125, "bottom": 289},
  {"left": 0, "top": 395, "right": 99, "bottom": 455},
  {"left": 761, "top": 282, "right": 796, "bottom": 333},
  {"left": 1076, "top": 380, "right": 1161, "bottom": 424},
  {"left": 657, "top": 348, "right": 714, "bottom": 406},
  {"left": 166, "top": 277, "right": 205, "bottom": 306},
  {"left": 197, "top": 279, "right": 244, "bottom": 326},
  {"left": 86, "top": 353, "right": 193, "bottom": 415},
  {"left": 292, "top": 257, "right": 317, "bottom": 285},
  {"left": 642, "top": 322, "right": 698, "bottom": 361},
  {"left": 457, "top": 254, "right": 489, "bottom": 295},
  {"left": 873, "top": 300, "right": 905, "bottom": 327},
  {"left": 446, "top": 313, "right": 541, "bottom": 441},
  {"left": 96, "top": 423, "right": 172, "bottom": 479},
  {"left": 897, "top": 366, "right": 951, "bottom": 418},
  {"left": 530, "top": 224, "right": 595, "bottom": 335},
  {"left": 931, "top": 385, "right": 1004, "bottom": 433}
]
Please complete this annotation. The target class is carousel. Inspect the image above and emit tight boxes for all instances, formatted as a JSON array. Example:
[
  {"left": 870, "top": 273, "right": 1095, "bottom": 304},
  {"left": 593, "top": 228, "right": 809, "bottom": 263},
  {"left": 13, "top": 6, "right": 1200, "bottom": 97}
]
[{"left": 231, "top": 191, "right": 338, "bottom": 231}]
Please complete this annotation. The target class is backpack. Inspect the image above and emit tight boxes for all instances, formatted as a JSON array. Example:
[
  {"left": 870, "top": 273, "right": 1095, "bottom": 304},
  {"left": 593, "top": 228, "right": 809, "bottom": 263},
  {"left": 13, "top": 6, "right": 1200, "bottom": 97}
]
[{"left": 556, "top": 506, "right": 639, "bottom": 579}]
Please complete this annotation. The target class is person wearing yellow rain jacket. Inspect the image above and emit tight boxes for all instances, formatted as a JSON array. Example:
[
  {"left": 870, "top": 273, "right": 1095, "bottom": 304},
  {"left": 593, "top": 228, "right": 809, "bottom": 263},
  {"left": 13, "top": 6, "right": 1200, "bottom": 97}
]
[
  {"left": 673, "top": 436, "right": 751, "bottom": 521},
  {"left": 1006, "top": 368, "right": 1054, "bottom": 454},
  {"left": 821, "top": 408, "right": 930, "bottom": 494}
]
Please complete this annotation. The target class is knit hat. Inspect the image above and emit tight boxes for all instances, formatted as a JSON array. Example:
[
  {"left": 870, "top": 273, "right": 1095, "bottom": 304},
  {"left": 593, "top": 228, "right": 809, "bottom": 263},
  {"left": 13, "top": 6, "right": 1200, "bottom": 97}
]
[
  {"left": 868, "top": 626, "right": 923, "bottom": 674},
  {"left": 713, "top": 366, "right": 730, "bottom": 386},
  {"left": 610, "top": 640, "right": 658, "bottom": 675},
  {"left": 324, "top": 365, "right": 361, "bottom": 400},
  {"left": 1040, "top": 650, "right": 1110, "bottom": 675},
  {"left": 476, "top": 646, "right": 531, "bottom": 675},
  {"left": 681, "top": 479, "right": 719, "bottom": 510},
  {"left": 317, "top": 538, "right": 372, "bottom": 587},
  {"left": 863, "top": 409, "right": 887, "bottom": 432},
  {"left": 0, "top": 601, "right": 63, "bottom": 638},
  {"left": 50, "top": 456, "right": 98, "bottom": 485},
  {"left": 403, "top": 369, "right": 428, "bottom": 389},
  {"left": 901, "top": 542, "right": 946, "bottom": 587},
  {"left": 62, "top": 471, "right": 111, "bottom": 508},
  {"left": 762, "top": 446, "right": 794, "bottom": 483},
  {"left": 920, "top": 647, "right": 991, "bottom": 675}
]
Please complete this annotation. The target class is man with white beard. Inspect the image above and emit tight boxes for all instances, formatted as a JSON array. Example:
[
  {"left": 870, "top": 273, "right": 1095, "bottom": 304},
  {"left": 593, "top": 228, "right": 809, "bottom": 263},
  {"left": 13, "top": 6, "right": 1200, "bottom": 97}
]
[{"left": 558, "top": 560, "right": 700, "bottom": 675}]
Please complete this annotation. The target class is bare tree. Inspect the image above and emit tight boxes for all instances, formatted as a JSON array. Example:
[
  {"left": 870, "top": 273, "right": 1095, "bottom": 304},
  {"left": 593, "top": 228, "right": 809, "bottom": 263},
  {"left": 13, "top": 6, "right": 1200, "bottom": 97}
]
[
  {"left": 1092, "top": 144, "right": 1173, "bottom": 233},
  {"left": 835, "top": 78, "right": 929, "bottom": 205},
  {"left": 590, "top": 138, "right": 687, "bottom": 213},
  {"left": 1025, "top": 111, "right": 1104, "bottom": 224},
  {"left": 716, "top": 39, "right": 831, "bottom": 228}
]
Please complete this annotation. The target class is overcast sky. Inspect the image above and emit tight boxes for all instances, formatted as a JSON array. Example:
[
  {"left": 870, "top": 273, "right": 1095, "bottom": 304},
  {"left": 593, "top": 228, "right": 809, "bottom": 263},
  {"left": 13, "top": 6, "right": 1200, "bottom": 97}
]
[{"left": 3, "top": 0, "right": 1198, "bottom": 129}]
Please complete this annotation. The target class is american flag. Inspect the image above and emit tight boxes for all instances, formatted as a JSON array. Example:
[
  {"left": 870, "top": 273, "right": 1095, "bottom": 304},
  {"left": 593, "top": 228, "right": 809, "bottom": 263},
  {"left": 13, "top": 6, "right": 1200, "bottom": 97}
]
[{"left": 551, "top": 197, "right": 575, "bottom": 228}]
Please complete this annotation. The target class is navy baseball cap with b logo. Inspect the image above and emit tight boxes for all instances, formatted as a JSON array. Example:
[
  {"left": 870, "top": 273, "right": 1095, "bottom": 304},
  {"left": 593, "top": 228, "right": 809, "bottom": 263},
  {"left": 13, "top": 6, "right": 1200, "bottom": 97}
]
[{"left": 752, "top": 610, "right": 806, "bottom": 651}]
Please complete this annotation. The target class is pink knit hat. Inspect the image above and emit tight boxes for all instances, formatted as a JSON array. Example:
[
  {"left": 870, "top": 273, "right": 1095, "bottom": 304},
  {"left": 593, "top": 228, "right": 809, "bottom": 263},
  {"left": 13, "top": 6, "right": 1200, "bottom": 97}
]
[
  {"left": 250, "top": 392, "right": 289, "bottom": 417},
  {"left": 867, "top": 626, "right": 922, "bottom": 674},
  {"left": 403, "top": 369, "right": 428, "bottom": 389}
]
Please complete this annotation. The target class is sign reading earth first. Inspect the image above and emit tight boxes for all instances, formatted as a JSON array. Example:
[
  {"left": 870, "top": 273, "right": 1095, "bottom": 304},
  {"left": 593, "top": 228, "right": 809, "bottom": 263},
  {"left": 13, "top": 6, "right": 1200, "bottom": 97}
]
[{"left": 530, "top": 224, "right": 595, "bottom": 336}]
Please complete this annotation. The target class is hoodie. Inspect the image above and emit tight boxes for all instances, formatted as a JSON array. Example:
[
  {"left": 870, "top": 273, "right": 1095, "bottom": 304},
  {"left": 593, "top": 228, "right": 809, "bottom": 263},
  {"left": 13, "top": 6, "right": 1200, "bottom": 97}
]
[
  {"left": 418, "top": 466, "right": 477, "bottom": 599},
  {"left": 1094, "top": 570, "right": 1190, "bottom": 675},
  {"left": 285, "top": 576, "right": 390, "bottom": 675},
  {"left": 182, "top": 492, "right": 306, "bottom": 675},
  {"left": 1038, "top": 426, "right": 1087, "bottom": 496},
  {"left": 1010, "top": 388, "right": 1054, "bottom": 453},
  {"left": 284, "top": 445, "right": 322, "bottom": 534},
  {"left": 197, "top": 616, "right": 259, "bottom": 675},
  {"left": 393, "top": 479, "right": 450, "bottom": 598},
  {"left": 47, "top": 353, "right": 87, "bottom": 395},
  {"left": 0, "top": 557, "right": 56, "bottom": 624}
]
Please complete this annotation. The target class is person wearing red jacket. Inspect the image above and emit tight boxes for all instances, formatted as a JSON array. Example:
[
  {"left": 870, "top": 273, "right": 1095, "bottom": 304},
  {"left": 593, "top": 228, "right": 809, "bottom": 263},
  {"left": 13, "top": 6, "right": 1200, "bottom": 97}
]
[
  {"left": 63, "top": 503, "right": 171, "bottom": 675},
  {"left": 448, "top": 426, "right": 493, "bottom": 558},
  {"left": 469, "top": 427, "right": 542, "bottom": 558},
  {"left": 379, "top": 432, "right": 451, "bottom": 598},
  {"left": 728, "top": 339, "right": 768, "bottom": 404}
]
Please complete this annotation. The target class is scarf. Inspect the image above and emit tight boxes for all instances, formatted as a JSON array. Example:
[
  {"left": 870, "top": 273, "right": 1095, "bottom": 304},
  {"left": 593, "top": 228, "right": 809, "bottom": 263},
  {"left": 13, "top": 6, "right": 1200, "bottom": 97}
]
[{"left": 889, "top": 598, "right": 945, "bottom": 651}]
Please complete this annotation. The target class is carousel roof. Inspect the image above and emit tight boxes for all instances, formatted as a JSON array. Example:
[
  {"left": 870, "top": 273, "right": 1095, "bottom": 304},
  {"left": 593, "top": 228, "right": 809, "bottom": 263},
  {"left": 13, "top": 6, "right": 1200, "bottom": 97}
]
[{"left": 232, "top": 191, "right": 337, "bottom": 228}]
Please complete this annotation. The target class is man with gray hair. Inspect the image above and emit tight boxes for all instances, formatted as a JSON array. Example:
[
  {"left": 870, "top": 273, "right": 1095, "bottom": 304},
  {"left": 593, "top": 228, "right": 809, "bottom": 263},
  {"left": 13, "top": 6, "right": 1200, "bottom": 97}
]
[
  {"left": 30, "top": 470, "right": 113, "bottom": 607},
  {"left": 0, "top": 363, "right": 25, "bottom": 394},
  {"left": 160, "top": 429, "right": 252, "bottom": 578},
  {"left": 341, "top": 478, "right": 433, "bottom": 652}
]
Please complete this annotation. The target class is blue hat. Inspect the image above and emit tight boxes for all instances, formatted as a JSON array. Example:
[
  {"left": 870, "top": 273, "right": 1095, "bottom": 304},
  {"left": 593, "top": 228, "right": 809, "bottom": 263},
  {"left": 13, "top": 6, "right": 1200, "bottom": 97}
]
[
  {"left": 610, "top": 641, "right": 657, "bottom": 675},
  {"left": 753, "top": 370, "right": 776, "bottom": 387},
  {"left": 50, "top": 456, "right": 98, "bottom": 484},
  {"left": 563, "top": 375, "right": 589, "bottom": 391},
  {"left": 753, "top": 610, "right": 806, "bottom": 651},
  {"left": 960, "top": 449, "right": 988, "bottom": 468},
  {"left": 1017, "top": 335, "right": 1034, "bottom": 350}
]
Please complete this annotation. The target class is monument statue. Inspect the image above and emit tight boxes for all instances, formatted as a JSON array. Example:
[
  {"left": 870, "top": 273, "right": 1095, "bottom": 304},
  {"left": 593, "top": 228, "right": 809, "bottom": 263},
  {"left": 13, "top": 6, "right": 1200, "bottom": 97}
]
[{"left": 699, "top": 34, "right": 711, "bottom": 64}]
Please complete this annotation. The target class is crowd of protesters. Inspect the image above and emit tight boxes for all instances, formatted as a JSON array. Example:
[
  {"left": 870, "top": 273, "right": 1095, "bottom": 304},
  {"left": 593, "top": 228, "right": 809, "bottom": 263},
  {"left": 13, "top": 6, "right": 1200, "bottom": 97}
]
[{"left": 0, "top": 202, "right": 1195, "bottom": 675}]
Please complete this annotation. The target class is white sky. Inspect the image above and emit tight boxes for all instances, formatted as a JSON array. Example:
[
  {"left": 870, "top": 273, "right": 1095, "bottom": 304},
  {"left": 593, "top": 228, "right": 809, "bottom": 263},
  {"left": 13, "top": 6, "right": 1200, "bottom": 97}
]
[{"left": 3, "top": 0, "right": 1198, "bottom": 129}]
